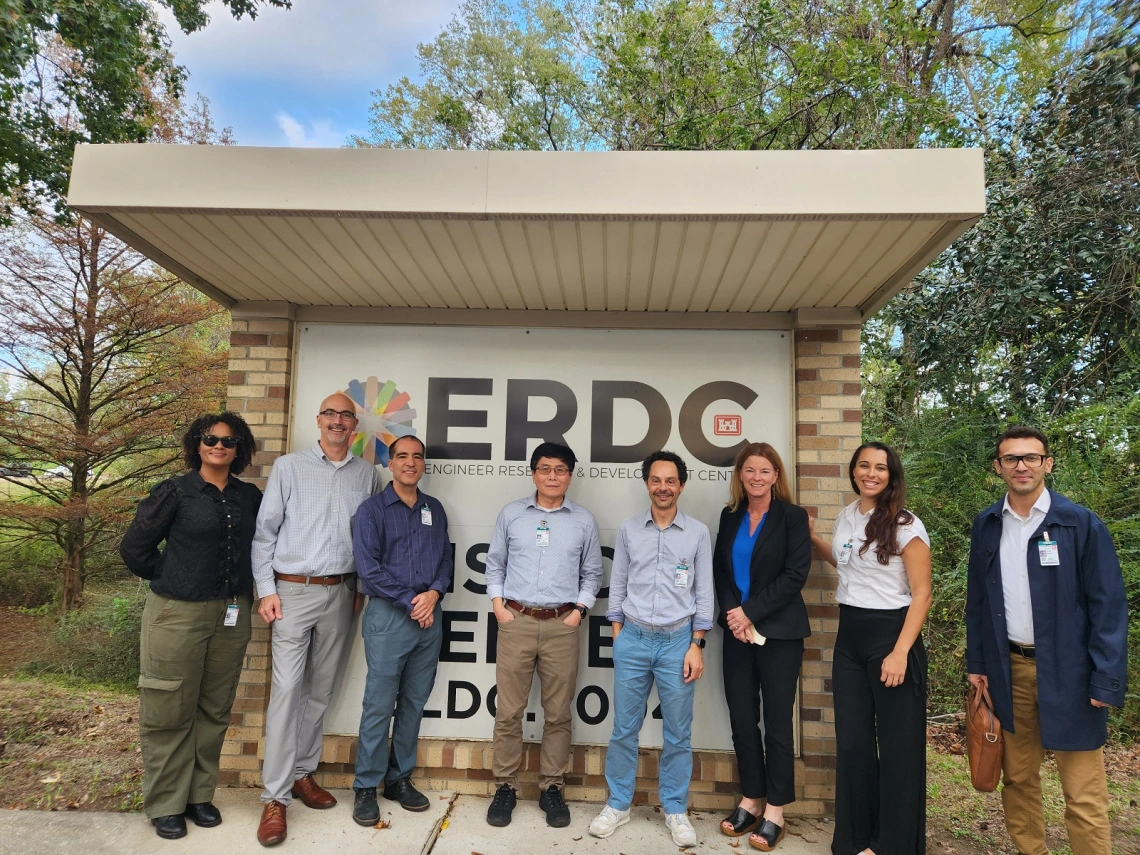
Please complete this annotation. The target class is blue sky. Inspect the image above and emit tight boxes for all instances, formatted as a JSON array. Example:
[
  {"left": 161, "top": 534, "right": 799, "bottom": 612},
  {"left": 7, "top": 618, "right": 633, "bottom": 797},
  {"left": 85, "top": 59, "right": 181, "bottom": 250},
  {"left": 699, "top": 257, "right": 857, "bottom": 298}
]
[{"left": 159, "top": 0, "right": 464, "bottom": 147}]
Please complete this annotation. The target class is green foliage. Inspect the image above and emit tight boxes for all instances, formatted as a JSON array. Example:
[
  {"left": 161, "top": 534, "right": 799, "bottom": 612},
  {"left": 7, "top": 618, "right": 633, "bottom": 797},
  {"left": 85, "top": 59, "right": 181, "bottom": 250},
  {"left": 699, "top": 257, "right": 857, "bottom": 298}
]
[
  {"left": 355, "top": 0, "right": 1087, "bottom": 151},
  {"left": 0, "top": 0, "right": 286, "bottom": 219},
  {"left": 19, "top": 583, "right": 146, "bottom": 690},
  {"left": 0, "top": 535, "right": 60, "bottom": 608}
]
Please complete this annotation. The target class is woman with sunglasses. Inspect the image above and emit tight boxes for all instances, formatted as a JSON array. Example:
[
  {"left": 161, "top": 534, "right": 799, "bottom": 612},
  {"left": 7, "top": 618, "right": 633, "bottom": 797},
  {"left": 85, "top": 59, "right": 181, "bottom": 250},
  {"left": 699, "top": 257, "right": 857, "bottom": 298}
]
[
  {"left": 808, "top": 442, "right": 932, "bottom": 855},
  {"left": 121, "top": 412, "right": 261, "bottom": 840}
]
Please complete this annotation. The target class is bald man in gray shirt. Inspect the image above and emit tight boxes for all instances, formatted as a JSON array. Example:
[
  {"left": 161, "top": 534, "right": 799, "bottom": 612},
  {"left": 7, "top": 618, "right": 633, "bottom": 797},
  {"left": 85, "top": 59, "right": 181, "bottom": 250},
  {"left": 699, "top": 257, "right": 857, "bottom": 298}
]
[{"left": 252, "top": 392, "right": 382, "bottom": 847}]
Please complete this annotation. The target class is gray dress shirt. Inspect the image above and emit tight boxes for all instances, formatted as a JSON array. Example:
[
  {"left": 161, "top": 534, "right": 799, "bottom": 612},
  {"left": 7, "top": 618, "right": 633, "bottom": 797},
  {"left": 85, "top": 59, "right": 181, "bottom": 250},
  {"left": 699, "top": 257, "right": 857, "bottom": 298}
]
[
  {"left": 606, "top": 509, "right": 714, "bottom": 631},
  {"left": 252, "top": 443, "right": 384, "bottom": 598},
  {"left": 485, "top": 494, "right": 604, "bottom": 609}
]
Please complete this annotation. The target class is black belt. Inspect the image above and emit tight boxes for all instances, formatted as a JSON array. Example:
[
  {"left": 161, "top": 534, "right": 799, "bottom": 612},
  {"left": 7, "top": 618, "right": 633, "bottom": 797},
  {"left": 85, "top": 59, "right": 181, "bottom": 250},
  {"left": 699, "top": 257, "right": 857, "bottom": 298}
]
[{"left": 1009, "top": 640, "right": 1036, "bottom": 659}]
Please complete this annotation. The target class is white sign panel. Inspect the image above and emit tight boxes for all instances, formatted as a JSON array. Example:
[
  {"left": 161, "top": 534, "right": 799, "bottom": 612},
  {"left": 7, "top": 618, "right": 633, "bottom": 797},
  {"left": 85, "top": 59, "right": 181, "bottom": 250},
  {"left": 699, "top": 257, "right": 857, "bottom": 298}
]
[{"left": 293, "top": 325, "right": 791, "bottom": 750}]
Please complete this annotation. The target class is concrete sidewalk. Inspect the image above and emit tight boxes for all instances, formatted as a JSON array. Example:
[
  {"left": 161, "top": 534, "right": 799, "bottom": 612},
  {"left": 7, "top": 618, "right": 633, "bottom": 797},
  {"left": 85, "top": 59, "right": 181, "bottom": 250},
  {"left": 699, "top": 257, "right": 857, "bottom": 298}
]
[{"left": 0, "top": 788, "right": 834, "bottom": 855}]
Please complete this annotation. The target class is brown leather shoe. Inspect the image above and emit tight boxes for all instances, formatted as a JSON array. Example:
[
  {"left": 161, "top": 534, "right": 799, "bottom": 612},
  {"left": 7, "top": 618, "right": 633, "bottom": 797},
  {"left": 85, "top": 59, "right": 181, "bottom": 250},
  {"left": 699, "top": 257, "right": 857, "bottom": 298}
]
[
  {"left": 291, "top": 773, "right": 337, "bottom": 809},
  {"left": 257, "top": 801, "right": 287, "bottom": 847}
]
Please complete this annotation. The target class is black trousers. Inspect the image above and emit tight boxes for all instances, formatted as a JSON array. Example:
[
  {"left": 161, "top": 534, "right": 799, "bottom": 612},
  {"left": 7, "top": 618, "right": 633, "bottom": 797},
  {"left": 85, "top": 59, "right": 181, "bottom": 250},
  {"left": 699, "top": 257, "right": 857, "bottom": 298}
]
[
  {"left": 831, "top": 605, "right": 927, "bottom": 855},
  {"left": 722, "top": 632, "right": 804, "bottom": 805}
]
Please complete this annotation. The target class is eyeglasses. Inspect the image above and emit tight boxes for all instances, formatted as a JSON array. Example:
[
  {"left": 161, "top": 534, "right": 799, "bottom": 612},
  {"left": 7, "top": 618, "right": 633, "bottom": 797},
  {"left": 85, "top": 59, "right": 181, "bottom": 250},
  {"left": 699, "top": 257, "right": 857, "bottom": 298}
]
[
  {"left": 319, "top": 409, "right": 358, "bottom": 422},
  {"left": 997, "top": 454, "right": 1046, "bottom": 469},
  {"left": 200, "top": 434, "right": 239, "bottom": 449},
  {"left": 534, "top": 466, "right": 571, "bottom": 476}
]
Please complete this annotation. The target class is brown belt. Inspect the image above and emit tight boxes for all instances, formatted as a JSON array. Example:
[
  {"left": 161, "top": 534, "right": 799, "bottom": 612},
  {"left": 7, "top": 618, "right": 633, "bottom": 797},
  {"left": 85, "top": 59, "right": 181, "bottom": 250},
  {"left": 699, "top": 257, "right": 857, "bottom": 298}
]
[
  {"left": 507, "top": 600, "right": 573, "bottom": 620},
  {"left": 274, "top": 572, "right": 351, "bottom": 586}
]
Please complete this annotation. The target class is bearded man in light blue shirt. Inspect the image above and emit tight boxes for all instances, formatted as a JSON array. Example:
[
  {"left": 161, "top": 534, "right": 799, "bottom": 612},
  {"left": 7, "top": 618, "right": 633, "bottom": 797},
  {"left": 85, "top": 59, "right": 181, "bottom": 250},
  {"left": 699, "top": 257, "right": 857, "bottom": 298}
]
[{"left": 589, "top": 450, "right": 713, "bottom": 848}]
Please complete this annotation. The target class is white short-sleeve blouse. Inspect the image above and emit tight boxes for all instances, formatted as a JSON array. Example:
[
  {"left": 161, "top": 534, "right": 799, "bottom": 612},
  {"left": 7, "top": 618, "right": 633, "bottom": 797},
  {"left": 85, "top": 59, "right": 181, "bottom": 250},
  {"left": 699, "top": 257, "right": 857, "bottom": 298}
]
[{"left": 832, "top": 500, "right": 929, "bottom": 609}]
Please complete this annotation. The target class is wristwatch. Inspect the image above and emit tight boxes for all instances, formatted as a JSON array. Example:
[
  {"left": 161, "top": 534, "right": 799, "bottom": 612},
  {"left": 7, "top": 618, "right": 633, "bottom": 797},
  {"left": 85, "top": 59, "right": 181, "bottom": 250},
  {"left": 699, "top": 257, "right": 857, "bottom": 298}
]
[
  {"left": 574, "top": 605, "right": 588, "bottom": 619},
  {"left": 690, "top": 636, "right": 706, "bottom": 649}
]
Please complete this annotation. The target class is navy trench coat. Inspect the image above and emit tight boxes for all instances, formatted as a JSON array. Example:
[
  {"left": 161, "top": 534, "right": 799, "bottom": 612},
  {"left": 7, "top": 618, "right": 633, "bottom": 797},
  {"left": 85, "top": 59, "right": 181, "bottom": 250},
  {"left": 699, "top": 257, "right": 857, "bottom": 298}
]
[{"left": 965, "top": 490, "right": 1127, "bottom": 751}]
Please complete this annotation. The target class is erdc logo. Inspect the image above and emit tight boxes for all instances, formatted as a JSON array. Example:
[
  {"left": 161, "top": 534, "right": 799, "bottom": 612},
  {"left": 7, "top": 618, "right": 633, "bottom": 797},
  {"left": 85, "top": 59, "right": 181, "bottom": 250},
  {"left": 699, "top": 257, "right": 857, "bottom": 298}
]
[{"left": 713, "top": 415, "right": 741, "bottom": 436}]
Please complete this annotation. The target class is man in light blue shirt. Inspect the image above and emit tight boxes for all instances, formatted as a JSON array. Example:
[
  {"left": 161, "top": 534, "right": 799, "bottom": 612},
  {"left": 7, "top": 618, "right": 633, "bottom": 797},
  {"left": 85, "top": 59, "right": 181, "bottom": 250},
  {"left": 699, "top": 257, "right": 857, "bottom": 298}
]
[
  {"left": 589, "top": 450, "right": 712, "bottom": 848},
  {"left": 485, "top": 442, "right": 603, "bottom": 830}
]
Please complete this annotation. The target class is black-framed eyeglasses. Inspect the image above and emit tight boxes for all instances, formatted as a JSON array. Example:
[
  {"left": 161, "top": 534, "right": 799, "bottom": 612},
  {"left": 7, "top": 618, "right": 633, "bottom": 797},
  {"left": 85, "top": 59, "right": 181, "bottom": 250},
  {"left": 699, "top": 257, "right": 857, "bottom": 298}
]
[
  {"left": 319, "top": 409, "right": 358, "bottom": 421},
  {"left": 200, "top": 434, "right": 239, "bottom": 449},
  {"left": 997, "top": 453, "right": 1046, "bottom": 469}
]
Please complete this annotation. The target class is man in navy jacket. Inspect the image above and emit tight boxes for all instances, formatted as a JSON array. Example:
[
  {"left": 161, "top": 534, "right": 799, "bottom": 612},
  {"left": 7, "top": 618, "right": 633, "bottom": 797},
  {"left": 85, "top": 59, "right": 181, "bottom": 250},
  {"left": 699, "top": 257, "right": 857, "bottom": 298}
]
[{"left": 966, "top": 425, "right": 1126, "bottom": 855}]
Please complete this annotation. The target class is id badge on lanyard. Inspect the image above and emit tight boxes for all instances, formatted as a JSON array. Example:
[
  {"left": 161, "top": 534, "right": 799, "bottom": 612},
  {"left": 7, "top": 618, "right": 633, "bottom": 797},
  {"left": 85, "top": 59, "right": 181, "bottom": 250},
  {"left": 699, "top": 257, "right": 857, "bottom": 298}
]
[
  {"left": 536, "top": 521, "right": 550, "bottom": 548},
  {"left": 1038, "top": 530, "right": 1060, "bottom": 566},
  {"left": 421, "top": 504, "right": 432, "bottom": 526}
]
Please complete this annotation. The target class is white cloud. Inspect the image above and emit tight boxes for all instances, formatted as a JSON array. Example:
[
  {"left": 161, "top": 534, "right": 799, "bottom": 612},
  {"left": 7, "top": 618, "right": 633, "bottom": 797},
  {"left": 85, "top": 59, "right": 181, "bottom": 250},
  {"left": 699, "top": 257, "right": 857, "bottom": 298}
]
[
  {"left": 275, "top": 111, "right": 348, "bottom": 147},
  {"left": 159, "top": 0, "right": 463, "bottom": 85}
]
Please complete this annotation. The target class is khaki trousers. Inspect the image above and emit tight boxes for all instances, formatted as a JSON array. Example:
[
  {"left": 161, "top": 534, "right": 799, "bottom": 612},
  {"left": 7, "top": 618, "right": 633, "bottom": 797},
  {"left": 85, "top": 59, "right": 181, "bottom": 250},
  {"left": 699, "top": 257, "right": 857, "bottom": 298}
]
[
  {"left": 492, "top": 611, "right": 580, "bottom": 790},
  {"left": 138, "top": 592, "right": 252, "bottom": 818},
  {"left": 1002, "top": 653, "right": 1111, "bottom": 855}
]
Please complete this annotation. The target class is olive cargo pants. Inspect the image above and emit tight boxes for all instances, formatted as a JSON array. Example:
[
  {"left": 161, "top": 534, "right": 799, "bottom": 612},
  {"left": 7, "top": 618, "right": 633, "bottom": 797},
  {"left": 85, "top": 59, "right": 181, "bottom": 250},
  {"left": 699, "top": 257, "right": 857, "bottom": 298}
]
[{"left": 138, "top": 592, "right": 252, "bottom": 818}]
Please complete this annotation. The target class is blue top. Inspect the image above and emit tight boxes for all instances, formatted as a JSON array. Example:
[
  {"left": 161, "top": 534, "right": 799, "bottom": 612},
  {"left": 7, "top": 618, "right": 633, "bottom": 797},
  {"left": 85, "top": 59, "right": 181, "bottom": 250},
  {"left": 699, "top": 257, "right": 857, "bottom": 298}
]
[
  {"left": 605, "top": 509, "right": 714, "bottom": 631},
  {"left": 352, "top": 482, "right": 453, "bottom": 613},
  {"left": 732, "top": 513, "right": 766, "bottom": 602},
  {"left": 485, "top": 494, "right": 604, "bottom": 609}
]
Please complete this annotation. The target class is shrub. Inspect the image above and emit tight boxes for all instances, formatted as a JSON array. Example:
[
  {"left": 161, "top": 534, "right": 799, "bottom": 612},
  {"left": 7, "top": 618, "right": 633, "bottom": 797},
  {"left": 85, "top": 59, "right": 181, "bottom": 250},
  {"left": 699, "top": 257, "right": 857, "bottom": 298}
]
[
  {"left": 0, "top": 537, "right": 61, "bottom": 608},
  {"left": 20, "top": 582, "right": 146, "bottom": 690}
]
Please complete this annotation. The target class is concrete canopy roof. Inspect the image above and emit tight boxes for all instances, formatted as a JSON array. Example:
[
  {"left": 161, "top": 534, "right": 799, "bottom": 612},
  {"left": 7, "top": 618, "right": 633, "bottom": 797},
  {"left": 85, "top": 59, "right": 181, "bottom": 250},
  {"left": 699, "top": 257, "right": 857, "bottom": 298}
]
[{"left": 67, "top": 145, "right": 985, "bottom": 328}]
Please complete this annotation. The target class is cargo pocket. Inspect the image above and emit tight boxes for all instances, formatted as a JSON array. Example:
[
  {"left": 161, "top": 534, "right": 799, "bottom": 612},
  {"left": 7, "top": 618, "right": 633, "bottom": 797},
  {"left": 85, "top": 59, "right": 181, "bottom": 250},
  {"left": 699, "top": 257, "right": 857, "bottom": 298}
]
[{"left": 137, "top": 675, "right": 190, "bottom": 732}]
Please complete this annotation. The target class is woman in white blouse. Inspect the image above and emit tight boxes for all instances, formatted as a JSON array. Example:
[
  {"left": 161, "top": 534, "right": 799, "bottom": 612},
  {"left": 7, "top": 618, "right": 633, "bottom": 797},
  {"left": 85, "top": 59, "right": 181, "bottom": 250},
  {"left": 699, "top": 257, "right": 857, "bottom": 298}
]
[{"left": 809, "top": 442, "right": 932, "bottom": 855}]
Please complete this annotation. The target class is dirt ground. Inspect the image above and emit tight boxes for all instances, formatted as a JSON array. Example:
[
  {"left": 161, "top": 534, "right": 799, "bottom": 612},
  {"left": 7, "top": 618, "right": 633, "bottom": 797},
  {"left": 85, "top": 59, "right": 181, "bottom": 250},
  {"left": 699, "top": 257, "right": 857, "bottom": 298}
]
[{"left": 0, "top": 676, "right": 142, "bottom": 812}]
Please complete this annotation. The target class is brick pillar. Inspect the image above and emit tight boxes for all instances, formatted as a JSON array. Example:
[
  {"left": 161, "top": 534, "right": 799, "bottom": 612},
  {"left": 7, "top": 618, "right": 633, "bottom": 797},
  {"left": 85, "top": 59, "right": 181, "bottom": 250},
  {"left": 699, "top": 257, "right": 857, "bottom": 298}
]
[
  {"left": 793, "top": 326, "right": 861, "bottom": 816},
  {"left": 219, "top": 315, "right": 295, "bottom": 787}
]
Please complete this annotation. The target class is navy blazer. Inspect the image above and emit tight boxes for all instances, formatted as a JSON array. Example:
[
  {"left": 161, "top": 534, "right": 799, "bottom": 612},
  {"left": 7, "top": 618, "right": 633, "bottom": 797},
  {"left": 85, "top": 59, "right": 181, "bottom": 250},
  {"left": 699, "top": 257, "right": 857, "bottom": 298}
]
[
  {"left": 712, "top": 498, "right": 811, "bottom": 640},
  {"left": 965, "top": 490, "right": 1127, "bottom": 751}
]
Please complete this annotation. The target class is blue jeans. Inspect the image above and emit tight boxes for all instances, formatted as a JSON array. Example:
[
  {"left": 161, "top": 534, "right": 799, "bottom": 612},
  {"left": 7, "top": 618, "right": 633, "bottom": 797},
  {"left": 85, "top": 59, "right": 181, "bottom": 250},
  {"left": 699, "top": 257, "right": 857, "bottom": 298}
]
[
  {"left": 353, "top": 596, "right": 443, "bottom": 789},
  {"left": 604, "top": 623, "right": 695, "bottom": 814}
]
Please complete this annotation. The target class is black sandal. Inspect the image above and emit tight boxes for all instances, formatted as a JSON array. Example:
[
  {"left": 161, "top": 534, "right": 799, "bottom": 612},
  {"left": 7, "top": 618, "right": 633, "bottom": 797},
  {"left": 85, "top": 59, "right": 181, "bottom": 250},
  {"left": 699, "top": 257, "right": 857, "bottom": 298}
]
[
  {"left": 748, "top": 818, "right": 786, "bottom": 851},
  {"left": 720, "top": 806, "right": 760, "bottom": 837}
]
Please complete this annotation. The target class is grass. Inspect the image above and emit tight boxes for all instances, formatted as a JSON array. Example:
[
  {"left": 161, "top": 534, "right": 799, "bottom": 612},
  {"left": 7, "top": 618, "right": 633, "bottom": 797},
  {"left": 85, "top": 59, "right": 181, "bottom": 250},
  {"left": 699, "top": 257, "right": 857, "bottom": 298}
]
[{"left": 925, "top": 727, "right": 1140, "bottom": 854}]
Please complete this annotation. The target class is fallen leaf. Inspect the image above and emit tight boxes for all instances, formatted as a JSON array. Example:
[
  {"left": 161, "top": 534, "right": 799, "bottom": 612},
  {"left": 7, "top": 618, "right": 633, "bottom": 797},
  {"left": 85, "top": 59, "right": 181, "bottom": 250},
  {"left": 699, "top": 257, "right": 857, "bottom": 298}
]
[
  {"left": 375, "top": 819, "right": 391, "bottom": 829},
  {"left": 572, "top": 836, "right": 582, "bottom": 841},
  {"left": 440, "top": 818, "right": 450, "bottom": 830},
  {"left": 730, "top": 841, "right": 740, "bottom": 848},
  {"left": 93, "top": 705, "right": 103, "bottom": 713},
  {"left": 40, "top": 774, "right": 61, "bottom": 784}
]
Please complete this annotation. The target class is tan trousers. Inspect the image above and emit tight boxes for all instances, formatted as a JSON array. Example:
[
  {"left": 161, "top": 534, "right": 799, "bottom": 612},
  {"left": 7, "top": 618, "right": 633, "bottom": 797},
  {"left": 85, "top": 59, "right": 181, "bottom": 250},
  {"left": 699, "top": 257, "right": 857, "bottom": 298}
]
[
  {"left": 492, "top": 610, "right": 580, "bottom": 790},
  {"left": 1002, "top": 653, "right": 1111, "bottom": 855}
]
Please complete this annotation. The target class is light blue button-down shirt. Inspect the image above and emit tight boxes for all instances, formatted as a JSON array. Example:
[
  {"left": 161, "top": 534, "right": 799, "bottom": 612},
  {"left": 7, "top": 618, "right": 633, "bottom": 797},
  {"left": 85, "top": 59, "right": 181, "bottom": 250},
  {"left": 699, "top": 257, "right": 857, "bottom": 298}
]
[
  {"left": 485, "top": 494, "right": 604, "bottom": 609},
  {"left": 606, "top": 509, "right": 714, "bottom": 631},
  {"left": 252, "top": 444, "right": 383, "bottom": 597}
]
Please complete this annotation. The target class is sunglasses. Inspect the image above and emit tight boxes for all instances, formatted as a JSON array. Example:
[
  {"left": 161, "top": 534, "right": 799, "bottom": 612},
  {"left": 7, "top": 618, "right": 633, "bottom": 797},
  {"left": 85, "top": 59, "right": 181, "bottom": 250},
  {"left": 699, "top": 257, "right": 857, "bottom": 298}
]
[{"left": 200, "top": 434, "right": 239, "bottom": 449}]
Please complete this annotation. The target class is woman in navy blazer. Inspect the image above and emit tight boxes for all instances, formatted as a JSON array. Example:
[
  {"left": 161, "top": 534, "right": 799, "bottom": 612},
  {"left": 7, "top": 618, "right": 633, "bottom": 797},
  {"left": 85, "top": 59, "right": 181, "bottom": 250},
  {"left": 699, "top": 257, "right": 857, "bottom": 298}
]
[{"left": 713, "top": 442, "right": 811, "bottom": 852}]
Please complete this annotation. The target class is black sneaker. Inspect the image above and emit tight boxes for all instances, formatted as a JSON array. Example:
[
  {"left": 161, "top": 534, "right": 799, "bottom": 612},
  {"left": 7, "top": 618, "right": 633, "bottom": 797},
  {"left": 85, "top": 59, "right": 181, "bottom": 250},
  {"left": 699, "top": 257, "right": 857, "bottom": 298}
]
[
  {"left": 539, "top": 785, "right": 571, "bottom": 828},
  {"left": 486, "top": 783, "right": 517, "bottom": 827},
  {"left": 352, "top": 787, "right": 379, "bottom": 827},
  {"left": 383, "top": 777, "right": 430, "bottom": 812}
]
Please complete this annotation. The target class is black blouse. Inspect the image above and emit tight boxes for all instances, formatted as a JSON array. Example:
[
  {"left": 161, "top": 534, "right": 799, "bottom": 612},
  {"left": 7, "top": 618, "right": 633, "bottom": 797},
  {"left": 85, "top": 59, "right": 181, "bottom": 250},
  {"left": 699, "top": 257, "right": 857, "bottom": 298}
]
[{"left": 120, "top": 471, "right": 262, "bottom": 601}]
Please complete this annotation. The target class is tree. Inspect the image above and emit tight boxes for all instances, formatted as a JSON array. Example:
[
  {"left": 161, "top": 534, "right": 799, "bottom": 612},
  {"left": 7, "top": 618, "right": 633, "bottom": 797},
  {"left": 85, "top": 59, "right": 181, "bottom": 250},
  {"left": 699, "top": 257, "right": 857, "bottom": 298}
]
[
  {"left": 0, "top": 0, "right": 287, "bottom": 219},
  {"left": 0, "top": 214, "right": 227, "bottom": 612},
  {"left": 353, "top": 0, "right": 1085, "bottom": 152}
]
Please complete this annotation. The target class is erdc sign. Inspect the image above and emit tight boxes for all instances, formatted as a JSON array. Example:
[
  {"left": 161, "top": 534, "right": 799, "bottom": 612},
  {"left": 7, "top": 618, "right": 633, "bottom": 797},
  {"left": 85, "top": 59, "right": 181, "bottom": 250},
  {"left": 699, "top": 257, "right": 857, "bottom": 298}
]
[{"left": 294, "top": 325, "right": 792, "bottom": 750}]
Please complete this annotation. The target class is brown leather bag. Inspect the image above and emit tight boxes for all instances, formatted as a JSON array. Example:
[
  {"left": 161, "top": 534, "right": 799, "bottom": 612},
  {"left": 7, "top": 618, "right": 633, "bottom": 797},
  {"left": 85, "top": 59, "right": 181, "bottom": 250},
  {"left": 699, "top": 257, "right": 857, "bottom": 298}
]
[{"left": 966, "top": 681, "right": 1003, "bottom": 792}]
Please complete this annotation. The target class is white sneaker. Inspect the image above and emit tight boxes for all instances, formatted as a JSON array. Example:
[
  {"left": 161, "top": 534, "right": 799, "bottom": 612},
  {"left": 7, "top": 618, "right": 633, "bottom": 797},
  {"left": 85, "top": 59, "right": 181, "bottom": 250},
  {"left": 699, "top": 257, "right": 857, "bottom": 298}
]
[
  {"left": 588, "top": 805, "right": 630, "bottom": 838},
  {"left": 666, "top": 812, "right": 697, "bottom": 847}
]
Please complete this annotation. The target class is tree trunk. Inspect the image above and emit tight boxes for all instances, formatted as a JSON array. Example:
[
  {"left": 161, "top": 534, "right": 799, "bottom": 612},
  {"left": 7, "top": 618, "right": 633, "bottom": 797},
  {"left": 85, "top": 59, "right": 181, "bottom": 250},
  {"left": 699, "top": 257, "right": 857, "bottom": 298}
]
[{"left": 61, "top": 521, "right": 85, "bottom": 613}]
